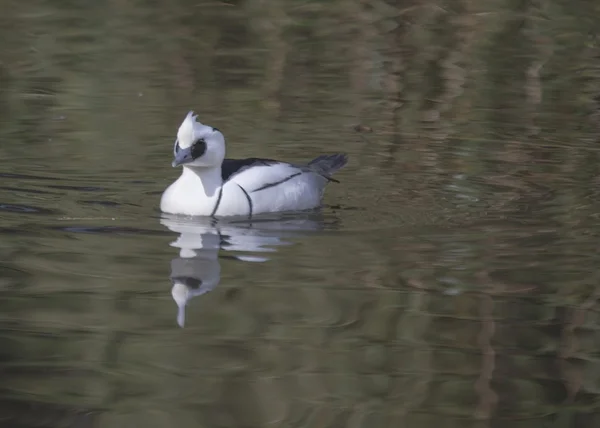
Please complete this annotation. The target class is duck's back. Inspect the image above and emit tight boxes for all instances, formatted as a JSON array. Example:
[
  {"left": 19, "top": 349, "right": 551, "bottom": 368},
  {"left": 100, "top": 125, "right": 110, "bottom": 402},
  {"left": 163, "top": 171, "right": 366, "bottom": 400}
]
[
  {"left": 221, "top": 158, "right": 279, "bottom": 182},
  {"left": 218, "top": 154, "right": 347, "bottom": 217}
]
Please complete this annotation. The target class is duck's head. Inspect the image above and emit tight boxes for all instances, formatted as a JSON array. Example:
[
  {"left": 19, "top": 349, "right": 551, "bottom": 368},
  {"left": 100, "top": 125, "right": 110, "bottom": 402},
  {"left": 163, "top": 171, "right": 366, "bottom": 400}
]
[{"left": 172, "top": 111, "right": 225, "bottom": 168}]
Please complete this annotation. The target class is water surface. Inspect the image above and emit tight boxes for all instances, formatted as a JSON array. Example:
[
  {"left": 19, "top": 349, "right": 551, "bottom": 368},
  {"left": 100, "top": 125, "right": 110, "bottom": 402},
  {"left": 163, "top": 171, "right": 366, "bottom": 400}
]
[{"left": 1, "top": 1, "right": 600, "bottom": 427}]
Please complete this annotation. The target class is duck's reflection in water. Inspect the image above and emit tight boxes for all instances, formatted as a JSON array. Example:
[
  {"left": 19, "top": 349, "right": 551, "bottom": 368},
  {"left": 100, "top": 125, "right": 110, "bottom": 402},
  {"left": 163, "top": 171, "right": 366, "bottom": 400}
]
[{"left": 160, "top": 213, "right": 332, "bottom": 327}]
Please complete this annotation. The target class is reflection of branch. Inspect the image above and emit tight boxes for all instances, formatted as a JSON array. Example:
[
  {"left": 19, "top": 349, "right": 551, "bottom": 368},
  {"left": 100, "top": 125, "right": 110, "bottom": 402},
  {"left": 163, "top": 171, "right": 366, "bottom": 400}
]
[
  {"left": 474, "top": 261, "right": 498, "bottom": 422},
  {"left": 371, "top": 0, "right": 412, "bottom": 166},
  {"left": 259, "top": 0, "right": 288, "bottom": 113},
  {"left": 524, "top": 5, "right": 553, "bottom": 137},
  {"left": 407, "top": 273, "right": 537, "bottom": 295},
  {"left": 474, "top": 292, "right": 497, "bottom": 421},
  {"left": 348, "top": 0, "right": 374, "bottom": 128},
  {"left": 422, "top": 4, "right": 474, "bottom": 175},
  {"left": 558, "top": 287, "right": 600, "bottom": 403},
  {"left": 395, "top": 287, "right": 432, "bottom": 423}
]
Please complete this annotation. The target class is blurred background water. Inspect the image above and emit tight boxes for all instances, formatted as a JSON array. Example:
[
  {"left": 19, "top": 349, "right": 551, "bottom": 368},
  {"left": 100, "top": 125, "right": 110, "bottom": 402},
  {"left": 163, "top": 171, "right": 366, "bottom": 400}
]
[{"left": 2, "top": 0, "right": 600, "bottom": 427}]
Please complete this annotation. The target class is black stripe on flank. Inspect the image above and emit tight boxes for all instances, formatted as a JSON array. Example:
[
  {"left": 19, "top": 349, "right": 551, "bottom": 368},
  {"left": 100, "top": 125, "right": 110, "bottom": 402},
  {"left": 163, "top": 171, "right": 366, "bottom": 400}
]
[
  {"left": 237, "top": 184, "right": 253, "bottom": 219},
  {"left": 251, "top": 172, "right": 302, "bottom": 193},
  {"left": 210, "top": 187, "right": 224, "bottom": 217}
]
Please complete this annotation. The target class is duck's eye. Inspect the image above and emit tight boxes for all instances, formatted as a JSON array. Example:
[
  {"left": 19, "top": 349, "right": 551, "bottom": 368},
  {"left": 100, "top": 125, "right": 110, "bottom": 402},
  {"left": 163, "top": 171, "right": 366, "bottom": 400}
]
[
  {"left": 212, "top": 127, "right": 220, "bottom": 133},
  {"left": 191, "top": 138, "right": 207, "bottom": 159},
  {"left": 173, "top": 140, "right": 180, "bottom": 155}
]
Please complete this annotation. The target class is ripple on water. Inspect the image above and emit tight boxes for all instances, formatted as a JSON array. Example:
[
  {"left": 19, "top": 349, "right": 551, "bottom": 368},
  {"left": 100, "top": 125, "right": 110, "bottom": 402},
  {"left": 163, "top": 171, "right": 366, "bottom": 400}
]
[
  {"left": 46, "top": 185, "right": 107, "bottom": 192},
  {"left": 0, "top": 226, "right": 37, "bottom": 236},
  {"left": 0, "top": 172, "right": 60, "bottom": 181},
  {"left": 79, "top": 200, "right": 122, "bottom": 207},
  {"left": 50, "top": 225, "right": 170, "bottom": 236},
  {"left": 0, "top": 186, "right": 59, "bottom": 195},
  {"left": 0, "top": 203, "right": 56, "bottom": 215}
]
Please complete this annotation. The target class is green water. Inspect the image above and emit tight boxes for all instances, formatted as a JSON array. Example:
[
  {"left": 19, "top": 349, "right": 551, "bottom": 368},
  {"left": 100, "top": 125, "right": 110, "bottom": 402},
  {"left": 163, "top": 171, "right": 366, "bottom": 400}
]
[{"left": 1, "top": 1, "right": 600, "bottom": 427}]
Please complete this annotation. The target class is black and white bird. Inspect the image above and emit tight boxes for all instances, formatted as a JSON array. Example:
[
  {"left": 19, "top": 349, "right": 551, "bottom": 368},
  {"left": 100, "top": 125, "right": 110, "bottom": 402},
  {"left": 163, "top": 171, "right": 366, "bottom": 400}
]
[{"left": 160, "top": 111, "right": 348, "bottom": 217}]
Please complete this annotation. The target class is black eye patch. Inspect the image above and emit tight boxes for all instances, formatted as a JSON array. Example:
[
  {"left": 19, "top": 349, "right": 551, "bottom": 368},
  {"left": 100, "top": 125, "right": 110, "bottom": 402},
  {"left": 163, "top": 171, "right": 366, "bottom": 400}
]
[
  {"left": 173, "top": 140, "right": 179, "bottom": 155},
  {"left": 191, "top": 139, "right": 207, "bottom": 159},
  {"left": 212, "top": 127, "right": 220, "bottom": 133},
  {"left": 171, "top": 276, "right": 202, "bottom": 289}
]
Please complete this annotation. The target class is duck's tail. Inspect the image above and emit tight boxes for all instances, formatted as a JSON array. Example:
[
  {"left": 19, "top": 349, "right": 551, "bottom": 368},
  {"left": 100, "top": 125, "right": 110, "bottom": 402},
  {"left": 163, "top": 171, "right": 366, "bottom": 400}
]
[{"left": 307, "top": 153, "right": 348, "bottom": 183}]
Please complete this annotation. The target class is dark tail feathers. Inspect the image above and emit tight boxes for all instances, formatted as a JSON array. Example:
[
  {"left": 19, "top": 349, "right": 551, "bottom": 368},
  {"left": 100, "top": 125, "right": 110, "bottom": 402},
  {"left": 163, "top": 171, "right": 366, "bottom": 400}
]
[{"left": 307, "top": 153, "right": 348, "bottom": 183}]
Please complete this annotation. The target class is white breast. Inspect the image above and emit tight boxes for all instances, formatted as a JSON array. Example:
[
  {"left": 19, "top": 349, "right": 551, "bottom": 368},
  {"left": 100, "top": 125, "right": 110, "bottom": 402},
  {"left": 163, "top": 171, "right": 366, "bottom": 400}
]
[{"left": 160, "top": 167, "right": 225, "bottom": 216}]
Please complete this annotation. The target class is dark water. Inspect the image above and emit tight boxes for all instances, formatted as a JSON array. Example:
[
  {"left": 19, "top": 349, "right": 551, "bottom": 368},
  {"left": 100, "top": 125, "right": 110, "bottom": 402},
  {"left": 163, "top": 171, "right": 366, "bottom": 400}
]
[{"left": 2, "top": 1, "right": 600, "bottom": 427}]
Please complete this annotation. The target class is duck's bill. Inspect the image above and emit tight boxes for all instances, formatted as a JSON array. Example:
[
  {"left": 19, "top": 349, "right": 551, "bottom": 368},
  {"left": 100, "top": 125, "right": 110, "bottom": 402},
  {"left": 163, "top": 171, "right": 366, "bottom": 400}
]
[{"left": 172, "top": 147, "right": 194, "bottom": 167}]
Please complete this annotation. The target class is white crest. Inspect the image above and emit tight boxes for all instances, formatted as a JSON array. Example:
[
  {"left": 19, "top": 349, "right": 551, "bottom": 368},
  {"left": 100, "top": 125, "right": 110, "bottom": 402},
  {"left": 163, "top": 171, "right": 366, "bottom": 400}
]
[{"left": 177, "top": 111, "right": 199, "bottom": 149}]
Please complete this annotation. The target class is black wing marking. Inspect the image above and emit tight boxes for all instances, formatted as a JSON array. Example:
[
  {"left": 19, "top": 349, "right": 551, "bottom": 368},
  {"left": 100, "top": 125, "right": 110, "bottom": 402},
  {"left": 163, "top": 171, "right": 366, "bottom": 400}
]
[
  {"left": 210, "top": 187, "right": 223, "bottom": 217},
  {"left": 251, "top": 172, "right": 302, "bottom": 193},
  {"left": 221, "top": 158, "right": 281, "bottom": 182},
  {"left": 220, "top": 155, "right": 343, "bottom": 187},
  {"left": 236, "top": 184, "right": 253, "bottom": 218}
]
